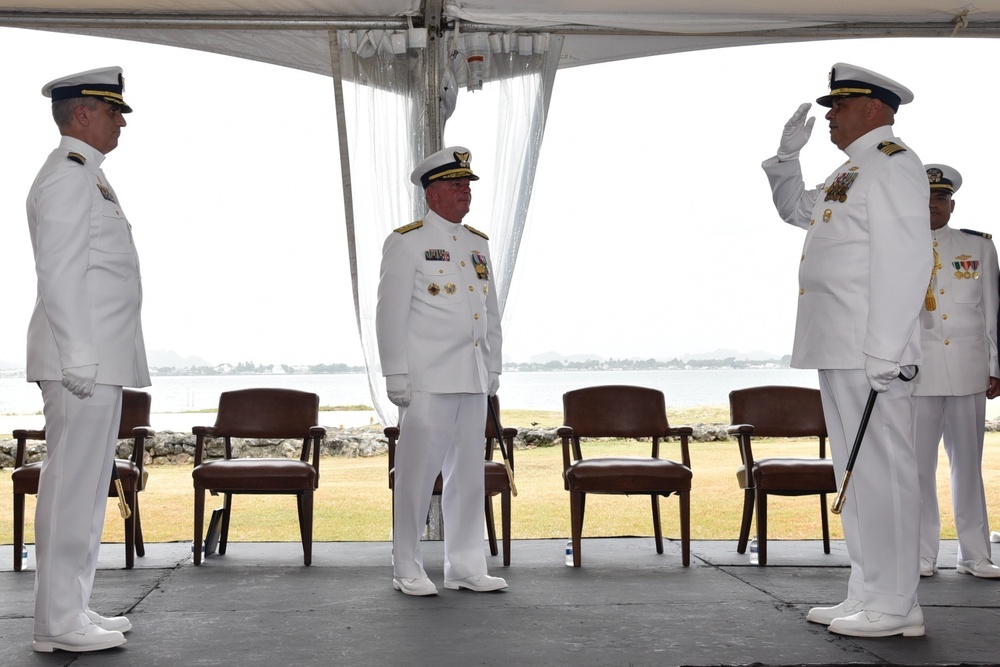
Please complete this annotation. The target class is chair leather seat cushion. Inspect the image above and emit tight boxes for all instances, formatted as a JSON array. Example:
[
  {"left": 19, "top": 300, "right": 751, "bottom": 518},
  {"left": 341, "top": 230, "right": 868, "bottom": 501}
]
[
  {"left": 565, "top": 457, "right": 691, "bottom": 493},
  {"left": 13, "top": 459, "right": 140, "bottom": 494},
  {"left": 751, "top": 457, "right": 836, "bottom": 492},
  {"left": 194, "top": 458, "right": 316, "bottom": 491}
]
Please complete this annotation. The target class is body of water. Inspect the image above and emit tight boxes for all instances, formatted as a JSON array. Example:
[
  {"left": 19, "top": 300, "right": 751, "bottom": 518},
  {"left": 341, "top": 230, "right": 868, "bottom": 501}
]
[{"left": 0, "top": 368, "right": 819, "bottom": 415}]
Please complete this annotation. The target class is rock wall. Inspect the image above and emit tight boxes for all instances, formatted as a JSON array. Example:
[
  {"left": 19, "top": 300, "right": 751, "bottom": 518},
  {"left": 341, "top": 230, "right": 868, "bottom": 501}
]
[{"left": 0, "top": 422, "right": 744, "bottom": 468}]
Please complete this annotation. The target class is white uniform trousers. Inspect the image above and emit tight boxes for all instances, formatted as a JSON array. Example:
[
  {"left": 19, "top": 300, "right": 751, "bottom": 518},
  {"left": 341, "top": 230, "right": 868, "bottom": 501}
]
[
  {"left": 393, "top": 391, "right": 488, "bottom": 581},
  {"left": 819, "top": 369, "right": 920, "bottom": 616},
  {"left": 33, "top": 382, "right": 122, "bottom": 638},
  {"left": 915, "top": 393, "right": 992, "bottom": 562}
]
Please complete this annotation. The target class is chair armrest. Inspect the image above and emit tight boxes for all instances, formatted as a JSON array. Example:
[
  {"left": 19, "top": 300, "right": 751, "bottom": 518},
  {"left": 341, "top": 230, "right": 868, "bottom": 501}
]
[
  {"left": 12, "top": 429, "right": 46, "bottom": 467},
  {"left": 384, "top": 426, "right": 399, "bottom": 438},
  {"left": 727, "top": 423, "right": 754, "bottom": 436},
  {"left": 192, "top": 426, "right": 214, "bottom": 466},
  {"left": 668, "top": 426, "right": 694, "bottom": 469},
  {"left": 557, "top": 426, "right": 577, "bottom": 484}
]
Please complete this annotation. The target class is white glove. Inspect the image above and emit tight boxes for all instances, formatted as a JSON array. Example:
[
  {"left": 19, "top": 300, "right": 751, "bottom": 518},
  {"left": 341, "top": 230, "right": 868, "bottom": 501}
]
[
  {"left": 386, "top": 374, "right": 411, "bottom": 407},
  {"left": 488, "top": 372, "right": 500, "bottom": 397},
  {"left": 865, "top": 355, "right": 900, "bottom": 393},
  {"left": 777, "top": 102, "right": 816, "bottom": 161},
  {"left": 61, "top": 364, "right": 98, "bottom": 400}
]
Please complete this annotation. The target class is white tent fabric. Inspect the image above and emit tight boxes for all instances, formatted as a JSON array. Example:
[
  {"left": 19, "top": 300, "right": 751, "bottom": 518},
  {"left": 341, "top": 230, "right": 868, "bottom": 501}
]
[{"left": 2, "top": 2, "right": 1000, "bottom": 75}]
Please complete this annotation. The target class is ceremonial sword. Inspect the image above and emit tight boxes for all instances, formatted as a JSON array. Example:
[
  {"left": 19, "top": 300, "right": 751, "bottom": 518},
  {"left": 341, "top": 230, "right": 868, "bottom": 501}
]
[
  {"left": 831, "top": 367, "right": 917, "bottom": 515},
  {"left": 486, "top": 397, "right": 517, "bottom": 497}
]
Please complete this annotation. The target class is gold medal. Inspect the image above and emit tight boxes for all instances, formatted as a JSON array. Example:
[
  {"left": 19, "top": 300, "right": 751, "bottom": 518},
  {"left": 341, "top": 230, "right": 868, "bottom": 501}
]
[
  {"left": 444, "top": 283, "right": 456, "bottom": 295},
  {"left": 427, "top": 283, "right": 440, "bottom": 296}
]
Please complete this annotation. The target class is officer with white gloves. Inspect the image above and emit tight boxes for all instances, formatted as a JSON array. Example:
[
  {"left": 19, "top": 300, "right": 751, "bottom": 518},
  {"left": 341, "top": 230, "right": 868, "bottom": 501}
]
[
  {"left": 375, "top": 146, "right": 506, "bottom": 596},
  {"left": 26, "top": 66, "right": 150, "bottom": 653},
  {"left": 762, "top": 63, "right": 932, "bottom": 638},
  {"left": 913, "top": 164, "right": 1000, "bottom": 579}
]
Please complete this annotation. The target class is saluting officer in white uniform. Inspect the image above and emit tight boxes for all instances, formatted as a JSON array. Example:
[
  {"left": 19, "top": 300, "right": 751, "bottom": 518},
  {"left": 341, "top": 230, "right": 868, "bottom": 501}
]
[
  {"left": 913, "top": 164, "right": 1000, "bottom": 579},
  {"left": 26, "top": 67, "right": 150, "bottom": 653},
  {"left": 376, "top": 146, "right": 507, "bottom": 596},
  {"left": 762, "top": 63, "right": 932, "bottom": 638}
]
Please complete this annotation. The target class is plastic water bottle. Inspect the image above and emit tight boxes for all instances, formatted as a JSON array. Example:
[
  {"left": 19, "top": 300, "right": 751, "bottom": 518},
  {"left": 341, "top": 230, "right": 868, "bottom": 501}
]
[
  {"left": 565, "top": 540, "right": 574, "bottom": 566},
  {"left": 21, "top": 545, "right": 28, "bottom": 567},
  {"left": 749, "top": 536, "right": 759, "bottom": 565}
]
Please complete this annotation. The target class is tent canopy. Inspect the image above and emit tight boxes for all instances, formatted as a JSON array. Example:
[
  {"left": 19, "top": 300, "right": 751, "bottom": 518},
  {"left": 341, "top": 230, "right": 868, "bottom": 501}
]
[{"left": 1, "top": 1, "right": 999, "bottom": 76}]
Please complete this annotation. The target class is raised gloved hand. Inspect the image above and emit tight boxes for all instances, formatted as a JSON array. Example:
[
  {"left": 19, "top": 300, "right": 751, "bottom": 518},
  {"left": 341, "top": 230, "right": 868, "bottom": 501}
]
[
  {"left": 62, "top": 364, "right": 98, "bottom": 399},
  {"left": 865, "top": 355, "right": 900, "bottom": 393},
  {"left": 386, "top": 374, "right": 411, "bottom": 407},
  {"left": 488, "top": 372, "right": 500, "bottom": 397},
  {"left": 777, "top": 102, "right": 816, "bottom": 161}
]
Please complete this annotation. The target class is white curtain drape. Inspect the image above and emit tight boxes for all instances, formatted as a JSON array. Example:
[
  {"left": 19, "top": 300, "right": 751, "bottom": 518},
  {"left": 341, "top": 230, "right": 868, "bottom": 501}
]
[{"left": 332, "top": 27, "right": 562, "bottom": 426}]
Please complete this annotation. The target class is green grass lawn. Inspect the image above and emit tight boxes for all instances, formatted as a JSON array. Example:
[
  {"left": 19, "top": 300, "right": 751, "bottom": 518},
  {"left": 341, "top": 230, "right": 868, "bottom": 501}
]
[{"left": 3, "top": 406, "right": 998, "bottom": 545}]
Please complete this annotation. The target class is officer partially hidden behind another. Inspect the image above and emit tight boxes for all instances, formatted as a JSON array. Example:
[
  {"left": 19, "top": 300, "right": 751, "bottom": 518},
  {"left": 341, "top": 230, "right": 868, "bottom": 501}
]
[
  {"left": 375, "top": 146, "right": 507, "bottom": 596},
  {"left": 27, "top": 67, "right": 150, "bottom": 653},
  {"left": 913, "top": 164, "right": 1000, "bottom": 579}
]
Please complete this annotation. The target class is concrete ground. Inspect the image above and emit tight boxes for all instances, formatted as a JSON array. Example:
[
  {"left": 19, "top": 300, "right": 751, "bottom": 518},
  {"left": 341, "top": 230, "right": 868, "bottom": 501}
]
[{"left": 1, "top": 538, "right": 998, "bottom": 667}]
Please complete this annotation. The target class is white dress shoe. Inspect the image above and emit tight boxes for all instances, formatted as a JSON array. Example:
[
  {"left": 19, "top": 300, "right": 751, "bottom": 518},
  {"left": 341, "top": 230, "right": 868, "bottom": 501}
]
[
  {"left": 392, "top": 576, "right": 438, "bottom": 596},
  {"left": 444, "top": 573, "right": 508, "bottom": 592},
  {"left": 919, "top": 557, "right": 938, "bottom": 577},
  {"left": 86, "top": 608, "right": 132, "bottom": 633},
  {"left": 33, "top": 624, "right": 126, "bottom": 653},
  {"left": 806, "top": 598, "right": 863, "bottom": 626},
  {"left": 828, "top": 605, "right": 924, "bottom": 638},
  {"left": 991, "top": 531, "right": 1000, "bottom": 543},
  {"left": 956, "top": 558, "right": 1000, "bottom": 579}
]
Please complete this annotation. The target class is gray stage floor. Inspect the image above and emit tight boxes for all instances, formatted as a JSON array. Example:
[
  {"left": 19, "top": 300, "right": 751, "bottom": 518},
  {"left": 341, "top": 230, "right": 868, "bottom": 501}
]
[{"left": 1, "top": 538, "right": 998, "bottom": 666}]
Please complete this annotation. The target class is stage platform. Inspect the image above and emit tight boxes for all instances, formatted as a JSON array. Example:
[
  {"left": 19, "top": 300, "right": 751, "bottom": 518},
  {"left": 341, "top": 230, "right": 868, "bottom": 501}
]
[{"left": 1, "top": 538, "right": 997, "bottom": 666}]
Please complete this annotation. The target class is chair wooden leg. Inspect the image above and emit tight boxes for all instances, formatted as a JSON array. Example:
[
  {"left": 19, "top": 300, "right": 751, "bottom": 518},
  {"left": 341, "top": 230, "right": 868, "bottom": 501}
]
[
  {"left": 484, "top": 497, "right": 499, "bottom": 557},
  {"left": 570, "top": 491, "right": 584, "bottom": 567},
  {"left": 737, "top": 488, "right": 754, "bottom": 554},
  {"left": 193, "top": 487, "right": 205, "bottom": 566},
  {"left": 13, "top": 492, "right": 24, "bottom": 572},
  {"left": 680, "top": 490, "right": 690, "bottom": 567},
  {"left": 219, "top": 492, "right": 233, "bottom": 555},
  {"left": 651, "top": 495, "right": 664, "bottom": 554},
  {"left": 755, "top": 489, "right": 768, "bottom": 566},
  {"left": 300, "top": 490, "right": 314, "bottom": 566},
  {"left": 501, "top": 489, "right": 511, "bottom": 567},
  {"left": 820, "top": 494, "right": 831, "bottom": 554}
]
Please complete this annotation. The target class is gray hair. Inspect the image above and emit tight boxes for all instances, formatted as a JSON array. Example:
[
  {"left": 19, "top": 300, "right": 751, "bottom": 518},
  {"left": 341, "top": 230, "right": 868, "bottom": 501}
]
[{"left": 51, "top": 96, "right": 100, "bottom": 129}]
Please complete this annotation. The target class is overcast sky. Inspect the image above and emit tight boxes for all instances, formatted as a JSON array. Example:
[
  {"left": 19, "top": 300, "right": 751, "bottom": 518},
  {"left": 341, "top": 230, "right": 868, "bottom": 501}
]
[{"left": 2, "top": 28, "right": 999, "bottom": 367}]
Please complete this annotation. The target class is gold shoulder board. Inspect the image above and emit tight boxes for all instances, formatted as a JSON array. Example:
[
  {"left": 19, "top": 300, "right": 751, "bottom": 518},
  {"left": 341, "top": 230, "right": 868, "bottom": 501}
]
[
  {"left": 464, "top": 224, "right": 489, "bottom": 240},
  {"left": 877, "top": 141, "right": 906, "bottom": 157},
  {"left": 394, "top": 220, "right": 423, "bottom": 234},
  {"left": 960, "top": 228, "right": 993, "bottom": 240},
  {"left": 67, "top": 152, "right": 86, "bottom": 165}
]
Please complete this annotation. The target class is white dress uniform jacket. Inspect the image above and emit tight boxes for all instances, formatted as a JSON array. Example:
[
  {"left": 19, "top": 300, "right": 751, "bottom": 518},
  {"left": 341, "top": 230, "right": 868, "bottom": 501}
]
[
  {"left": 376, "top": 211, "right": 502, "bottom": 392},
  {"left": 763, "top": 126, "right": 932, "bottom": 369},
  {"left": 913, "top": 225, "right": 1000, "bottom": 396},
  {"left": 26, "top": 135, "right": 150, "bottom": 387}
]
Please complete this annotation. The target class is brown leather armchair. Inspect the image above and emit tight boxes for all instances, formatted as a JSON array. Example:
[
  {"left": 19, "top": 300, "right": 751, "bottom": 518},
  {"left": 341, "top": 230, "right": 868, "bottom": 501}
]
[
  {"left": 727, "top": 385, "right": 837, "bottom": 565},
  {"left": 558, "top": 385, "right": 692, "bottom": 567},
  {"left": 11, "top": 388, "right": 153, "bottom": 570},
  {"left": 385, "top": 395, "right": 515, "bottom": 566},
  {"left": 191, "top": 388, "right": 326, "bottom": 566}
]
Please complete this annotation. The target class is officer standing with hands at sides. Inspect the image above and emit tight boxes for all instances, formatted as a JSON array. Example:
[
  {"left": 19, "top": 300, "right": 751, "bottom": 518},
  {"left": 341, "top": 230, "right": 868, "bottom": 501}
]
[
  {"left": 913, "top": 164, "right": 1000, "bottom": 579},
  {"left": 376, "top": 146, "right": 507, "bottom": 596},
  {"left": 27, "top": 66, "right": 150, "bottom": 653},
  {"left": 762, "top": 63, "right": 932, "bottom": 637}
]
